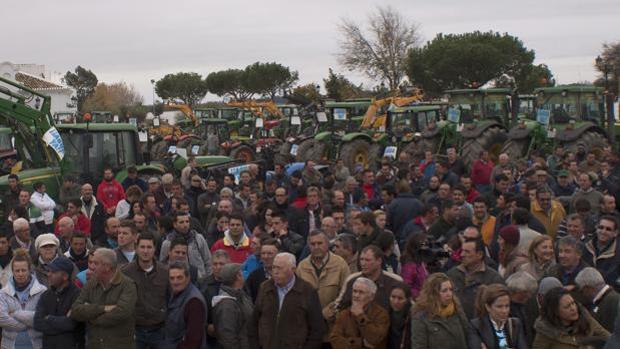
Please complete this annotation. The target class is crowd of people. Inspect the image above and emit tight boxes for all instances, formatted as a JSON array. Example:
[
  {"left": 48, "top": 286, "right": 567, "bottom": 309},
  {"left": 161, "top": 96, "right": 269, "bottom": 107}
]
[{"left": 0, "top": 143, "right": 619, "bottom": 349}]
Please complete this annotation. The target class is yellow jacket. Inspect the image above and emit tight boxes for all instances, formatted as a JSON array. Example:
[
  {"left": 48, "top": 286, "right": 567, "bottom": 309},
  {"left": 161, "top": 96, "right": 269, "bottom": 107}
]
[{"left": 531, "top": 200, "right": 566, "bottom": 239}]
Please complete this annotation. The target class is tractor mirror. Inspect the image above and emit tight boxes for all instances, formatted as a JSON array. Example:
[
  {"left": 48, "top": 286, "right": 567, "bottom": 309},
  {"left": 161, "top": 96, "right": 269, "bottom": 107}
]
[
  {"left": 291, "top": 116, "right": 301, "bottom": 125},
  {"left": 255, "top": 118, "right": 264, "bottom": 128},
  {"left": 10, "top": 136, "right": 14, "bottom": 148}
]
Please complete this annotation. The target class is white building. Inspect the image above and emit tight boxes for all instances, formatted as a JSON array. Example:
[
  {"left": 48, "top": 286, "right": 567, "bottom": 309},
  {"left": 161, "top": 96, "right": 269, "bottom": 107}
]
[{"left": 0, "top": 61, "right": 77, "bottom": 117}]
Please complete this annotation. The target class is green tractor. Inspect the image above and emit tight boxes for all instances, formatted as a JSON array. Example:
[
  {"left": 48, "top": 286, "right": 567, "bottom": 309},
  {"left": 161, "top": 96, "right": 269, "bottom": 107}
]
[
  {"left": 440, "top": 88, "right": 510, "bottom": 166},
  {"left": 294, "top": 99, "right": 374, "bottom": 171},
  {"left": 199, "top": 118, "right": 257, "bottom": 162},
  {"left": 382, "top": 104, "right": 445, "bottom": 161},
  {"left": 501, "top": 85, "right": 610, "bottom": 159}
]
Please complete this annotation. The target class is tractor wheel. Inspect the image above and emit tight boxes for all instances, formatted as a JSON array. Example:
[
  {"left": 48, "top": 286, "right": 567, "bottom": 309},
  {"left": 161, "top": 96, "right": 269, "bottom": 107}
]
[
  {"left": 501, "top": 138, "right": 530, "bottom": 161},
  {"left": 368, "top": 143, "right": 384, "bottom": 171},
  {"left": 230, "top": 145, "right": 255, "bottom": 163},
  {"left": 461, "top": 126, "right": 507, "bottom": 167},
  {"left": 295, "top": 139, "right": 326, "bottom": 163},
  {"left": 275, "top": 142, "right": 292, "bottom": 165},
  {"left": 339, "top": 139, "right": 372, "bottom": 173},
  {"left": 563, "top": 130, "right": 610, "bottom": 157},
  {"left": 404, "top": 136, "right": 440, "bottom": 165},
  {"left": 150, "top": 140, "right": 169, "bottom": 160}
]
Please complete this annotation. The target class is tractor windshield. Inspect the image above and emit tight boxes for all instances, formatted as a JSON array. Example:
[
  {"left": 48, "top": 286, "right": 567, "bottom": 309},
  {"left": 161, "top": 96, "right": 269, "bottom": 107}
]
[
  {"left": 61, "top": 131, "right": 137, "bottom": 177},
  {"left": 219, "top": 109, "right": 239, "bottom": 120},
  {"left": 484, "top": 95, "right": 508, "bottom": 120},
  {"left": 391, "top": 111, "right": 414, "bottom": 134},
  {"left": 539, "top": 94, "right": 579, "bottom": 123},
  {"left": 580, "top": 94, "right": 604, "bottom": 121}
]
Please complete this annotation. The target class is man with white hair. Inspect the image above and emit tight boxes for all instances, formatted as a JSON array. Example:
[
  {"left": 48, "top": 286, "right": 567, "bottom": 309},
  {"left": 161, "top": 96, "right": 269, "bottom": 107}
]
[
  {"left": 80, "top": 183, "right": 106, "bottom": 244},
  {"left": 575, "top": 267, "right": 620, "bottom": 332},
  {"left": 329, "top": 277, "right": 390, "bottom": 348},
  {"left": 250, "top": 252, "right": 325, "bottom": 349},
  {"left": 10, "top": 217, "right": 37, "bottom": 260},
  {"left": 71, "top": 248, "right": 137, "bottom": 348},
  {"left": 506, "top": 271, "right": 539, "bottom": 346},
  {"left": 154, "top": 173, "right": 175, "bottom": 208}
]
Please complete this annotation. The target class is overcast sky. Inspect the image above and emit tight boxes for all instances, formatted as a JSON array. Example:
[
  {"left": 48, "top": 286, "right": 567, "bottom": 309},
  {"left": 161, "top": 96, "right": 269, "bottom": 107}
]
[{"left": 3, "top": 0, "right": 618, "bottom": 103}]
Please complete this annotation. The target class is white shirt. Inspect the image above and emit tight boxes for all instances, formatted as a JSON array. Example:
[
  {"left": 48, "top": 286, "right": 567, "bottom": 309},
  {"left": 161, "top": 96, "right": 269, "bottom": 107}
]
[{"left": 30, "top": 192, "right": 56, "bottom": 224}]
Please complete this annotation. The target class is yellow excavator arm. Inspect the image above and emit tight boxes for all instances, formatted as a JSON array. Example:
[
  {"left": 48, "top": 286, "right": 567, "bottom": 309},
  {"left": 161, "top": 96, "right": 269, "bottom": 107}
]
[
  {"left": 360, "top": 92, "right": 424, "bottom": 129},
  {"left": 165, "top": 103, "right": 199, "bottom": 127},
  {"left": 226, "top": 100, "right": 284, "bottom": 119}
]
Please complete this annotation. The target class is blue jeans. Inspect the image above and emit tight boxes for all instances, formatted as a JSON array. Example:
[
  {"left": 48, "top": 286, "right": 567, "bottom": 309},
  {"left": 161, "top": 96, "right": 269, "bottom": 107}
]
[{"left": 135, "top": 326, "right": 164, "bottom": 349}]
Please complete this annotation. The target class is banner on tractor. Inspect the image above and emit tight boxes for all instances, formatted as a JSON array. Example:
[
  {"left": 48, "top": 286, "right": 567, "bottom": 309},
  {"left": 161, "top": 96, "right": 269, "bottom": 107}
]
[{"left": 42, "top": 127, "right": 65, "bottom": 160}]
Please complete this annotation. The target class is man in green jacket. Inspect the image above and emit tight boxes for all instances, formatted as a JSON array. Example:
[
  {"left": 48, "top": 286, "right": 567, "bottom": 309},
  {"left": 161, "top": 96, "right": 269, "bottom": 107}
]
[
  {"left": 575, "top": 267, "right": 620, "bottom": 332},
  {"left": 71, "top": 247, "right": 137, "bottom": 349}
]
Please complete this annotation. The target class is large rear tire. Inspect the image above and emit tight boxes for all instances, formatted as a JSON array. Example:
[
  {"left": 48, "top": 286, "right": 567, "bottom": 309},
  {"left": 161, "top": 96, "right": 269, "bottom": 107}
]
[
  {"left": 229, "top": 145, "right": 255, "bottom": 163},
  {"left": 339, "top": 139, "right": 371, "bottom": 173},
  {"left": 404, "top": 136, "right": 440, "bottom": 165},
  {"left": 563, "top": 130, "right": 610, "bottom": 157},
  {"left": 150, "top": 140, "right": 169, "bottom": 160},
  {"left": 295, "top": 139, "right": 326, "bottom": 163},
  {"left": 501, "top": 138, "right": 530, "bottom": 161},
  {"left": 368, "top": 143, "right": 384, "bottom": 171},
  {"left": 461, "top": 126, "right": 507, "bottom": 167}
]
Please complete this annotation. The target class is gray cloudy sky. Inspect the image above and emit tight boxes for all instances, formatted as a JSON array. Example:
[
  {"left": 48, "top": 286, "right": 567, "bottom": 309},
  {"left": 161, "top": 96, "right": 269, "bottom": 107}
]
[{"left": 3, "top": 0, "right": 619, "bottom": 103}]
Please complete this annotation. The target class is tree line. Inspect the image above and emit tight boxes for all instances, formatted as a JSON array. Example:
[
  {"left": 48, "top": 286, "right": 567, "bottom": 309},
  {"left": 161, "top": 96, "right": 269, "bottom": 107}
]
[{"left": 63, "top": 6, "right": 620, "bottom": 114}]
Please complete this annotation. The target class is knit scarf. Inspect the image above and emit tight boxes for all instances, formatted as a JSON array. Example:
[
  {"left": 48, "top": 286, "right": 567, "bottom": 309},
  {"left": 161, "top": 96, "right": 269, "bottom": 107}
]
[{"left": 438, "top": 302, "right": 456, "bottom": 318}]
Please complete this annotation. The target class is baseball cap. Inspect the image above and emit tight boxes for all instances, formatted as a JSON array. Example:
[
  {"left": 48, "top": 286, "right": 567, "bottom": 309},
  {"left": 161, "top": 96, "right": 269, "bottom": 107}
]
[
  {"left": 557, "top": 169, "right": 569, "bottom": 177},
  {"left": 47, "top": 256, "right": 75, "bottom": 275}
]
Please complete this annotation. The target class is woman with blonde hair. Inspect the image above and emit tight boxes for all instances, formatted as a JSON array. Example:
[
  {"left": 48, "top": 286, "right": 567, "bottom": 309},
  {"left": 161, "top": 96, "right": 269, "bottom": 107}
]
[
  {"left": 410, "top": 273, "right": 479, "bottom": 349},
  {"left": 519, "top": 235, "right": 556, "bottom": 280},
  {"left": 0, "top": 249, "right": 47, "bottom": 349},
  {"left": 471, "top": 284, "right": 528, "bottom": 349}
]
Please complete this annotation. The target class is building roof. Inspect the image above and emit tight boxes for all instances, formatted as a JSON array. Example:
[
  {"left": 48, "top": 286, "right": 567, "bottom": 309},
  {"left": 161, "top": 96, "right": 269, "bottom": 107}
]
[{"left": 14, "top": 71, "right": 66, "bottom": 91}]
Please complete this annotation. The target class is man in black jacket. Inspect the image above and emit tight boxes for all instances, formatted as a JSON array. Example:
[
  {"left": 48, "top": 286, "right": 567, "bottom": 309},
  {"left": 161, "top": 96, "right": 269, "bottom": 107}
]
[
  {"left": 79, "top": 184, "right": 107, "bottom": 245},
  {"left": 387, "top": 179, "right": 423, "bottom": 237},
  {"left": 34, "top": 256, "right": 84, "bottom": 349}
]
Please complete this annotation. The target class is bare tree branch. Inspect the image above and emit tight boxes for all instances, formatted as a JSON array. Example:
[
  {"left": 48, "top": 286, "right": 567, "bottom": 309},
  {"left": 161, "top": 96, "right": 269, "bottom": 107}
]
[{"left": 337, "top": 6, "right": 420, "bottom": 90}]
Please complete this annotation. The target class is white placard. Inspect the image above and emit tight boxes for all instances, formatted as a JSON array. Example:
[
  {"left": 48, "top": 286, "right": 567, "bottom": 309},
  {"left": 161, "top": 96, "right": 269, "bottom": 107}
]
[
  {"left": 153, "top": 118, "right": 160, "bottom": 127},
  {"left": 129, "top": 118, "right": 137, "bottom": 126},
  {"left": 42, "top": 127, "right": 65, "bottom": 160},
  {"left": 290, "top": 144, "right": 299, "bottom": 155},
  {"left": 291, "top": 116, "right": 301, "bottom": 125},
  {"left": 138, "top": 131, "right": 148, "bottom": 142},
  {"left": 316, "top": 112, "right": 328, "bottom": 122},
  {"left": 255, "top": 118, "right": 264, "bottom": 128},
  {"left": 228, "top": 164, "right": 250, "bottom": 184},
  {"left": 333, "top": 108, "right": 347, "bottom": 121},
  {"left": 256, "top": 146, "right": 262, "bottom": 153},
  {"left": 191, "top": 145, "right": 200, "bottom": 155},
  {"left": 383, "top": 146, "right": 397, "bottom": 159},
  {"left": 113, "top": 115, "right": 119, "bottom": 123}
]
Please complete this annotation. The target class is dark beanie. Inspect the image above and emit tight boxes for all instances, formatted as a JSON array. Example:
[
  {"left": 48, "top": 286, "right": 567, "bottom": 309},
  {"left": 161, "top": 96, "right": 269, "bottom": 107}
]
[{"left": 499, "top": 225, "right": 520, "bottom": 246}]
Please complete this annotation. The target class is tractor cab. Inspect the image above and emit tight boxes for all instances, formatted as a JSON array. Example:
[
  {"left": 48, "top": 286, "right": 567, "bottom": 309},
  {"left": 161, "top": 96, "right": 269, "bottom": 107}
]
[
  {"left": 386, "top": 105, "right": 442, "bottom": 139},
  {"left": 57, "top": 123, "right": 143, "bottom": 184},
  {"left": 534, "top": 86, "right": 604, "bottom": 125},
  {"left": 446, "top": 88, "right": 512, "bottom": 126},
  {"left": 324, "top": 99, "right": 372, "bottom": 135}
]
